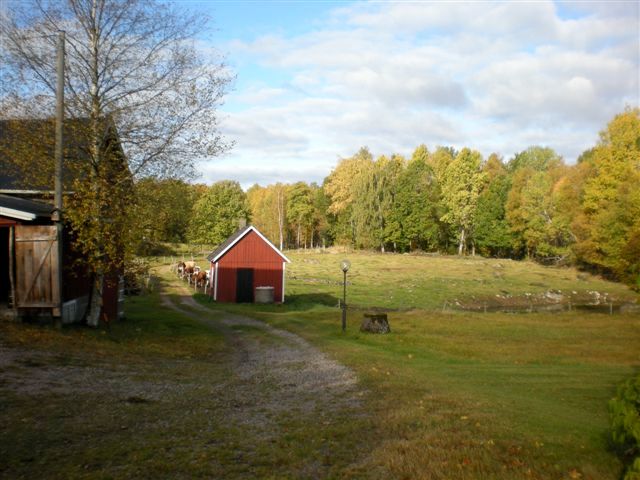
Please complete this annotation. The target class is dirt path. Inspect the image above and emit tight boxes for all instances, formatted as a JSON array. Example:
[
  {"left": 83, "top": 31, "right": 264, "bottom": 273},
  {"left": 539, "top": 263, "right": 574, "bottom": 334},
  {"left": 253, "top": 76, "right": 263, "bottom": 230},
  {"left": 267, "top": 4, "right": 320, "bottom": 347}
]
[
  {"left": 161, "top": 289, "right": 365, "bottom": 438},
  {"left": 0, "top": 276, "right": 377, "bottom": 479}
]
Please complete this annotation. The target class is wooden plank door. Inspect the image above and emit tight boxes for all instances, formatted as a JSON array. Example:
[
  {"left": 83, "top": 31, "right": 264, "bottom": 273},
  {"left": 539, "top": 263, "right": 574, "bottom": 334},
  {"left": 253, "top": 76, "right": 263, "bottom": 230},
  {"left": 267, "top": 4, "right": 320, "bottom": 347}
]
[{"left": 14, "top": 225, "right": 60, "bottom": 312}]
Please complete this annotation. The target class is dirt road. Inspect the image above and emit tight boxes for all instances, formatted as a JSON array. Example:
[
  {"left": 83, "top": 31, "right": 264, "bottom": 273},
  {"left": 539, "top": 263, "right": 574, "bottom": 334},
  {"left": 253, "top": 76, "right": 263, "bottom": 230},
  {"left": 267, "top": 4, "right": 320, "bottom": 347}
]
[{"left": 0, "top": 276, "right": 376, "bottom": 479}]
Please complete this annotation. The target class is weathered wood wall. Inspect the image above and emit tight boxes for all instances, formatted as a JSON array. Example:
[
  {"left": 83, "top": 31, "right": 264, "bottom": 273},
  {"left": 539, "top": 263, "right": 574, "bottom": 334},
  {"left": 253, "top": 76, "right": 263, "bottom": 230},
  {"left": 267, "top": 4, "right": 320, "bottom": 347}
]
[{"left": 14, "top": 225, "right": 60, "bottom": 312}]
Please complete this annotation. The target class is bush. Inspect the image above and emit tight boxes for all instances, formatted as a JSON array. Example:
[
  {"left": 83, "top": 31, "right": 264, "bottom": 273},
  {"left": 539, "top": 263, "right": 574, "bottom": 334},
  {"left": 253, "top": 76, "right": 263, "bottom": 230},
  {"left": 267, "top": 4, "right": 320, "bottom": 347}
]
[
  {"left": 124, "top": 258, "right": 151, "bottom": 295},
  {"left": 610, "top": 373, "right": 640, "bottom": 479}
]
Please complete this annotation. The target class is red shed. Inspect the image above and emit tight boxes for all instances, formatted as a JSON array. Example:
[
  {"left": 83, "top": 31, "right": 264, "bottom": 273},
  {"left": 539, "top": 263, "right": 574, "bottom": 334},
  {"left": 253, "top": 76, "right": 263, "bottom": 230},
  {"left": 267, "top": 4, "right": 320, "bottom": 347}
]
[{"left": 207, "top": 225, "right": 291, "bottom": 303}]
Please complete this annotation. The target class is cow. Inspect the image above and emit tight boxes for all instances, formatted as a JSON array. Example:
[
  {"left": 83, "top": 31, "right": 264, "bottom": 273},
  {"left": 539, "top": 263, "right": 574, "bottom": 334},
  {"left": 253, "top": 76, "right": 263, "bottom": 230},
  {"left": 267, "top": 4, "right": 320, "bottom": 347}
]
[
  {"left": 185, "top": 265, "right": 196, "bottom": 284},
  {"left": 193, "top": 270, "right": 208, "bottom": 291}
]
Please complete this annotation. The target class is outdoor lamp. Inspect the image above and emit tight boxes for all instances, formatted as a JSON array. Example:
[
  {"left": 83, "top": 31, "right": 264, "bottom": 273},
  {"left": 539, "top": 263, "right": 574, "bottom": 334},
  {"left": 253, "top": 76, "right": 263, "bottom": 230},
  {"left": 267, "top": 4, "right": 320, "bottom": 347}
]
[{"left": 341, "top": 259, "right": 351, "bottom": 332}]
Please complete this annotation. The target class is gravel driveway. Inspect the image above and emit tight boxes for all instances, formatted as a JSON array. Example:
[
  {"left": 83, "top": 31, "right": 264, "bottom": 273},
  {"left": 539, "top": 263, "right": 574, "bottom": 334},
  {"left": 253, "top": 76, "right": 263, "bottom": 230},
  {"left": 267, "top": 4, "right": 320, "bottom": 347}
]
[
  {"left": 0, "top": 280, "right": 375, "bottom": 479},
  {"left": 161, "top": 293, "right": 366, "bottom": 435}
]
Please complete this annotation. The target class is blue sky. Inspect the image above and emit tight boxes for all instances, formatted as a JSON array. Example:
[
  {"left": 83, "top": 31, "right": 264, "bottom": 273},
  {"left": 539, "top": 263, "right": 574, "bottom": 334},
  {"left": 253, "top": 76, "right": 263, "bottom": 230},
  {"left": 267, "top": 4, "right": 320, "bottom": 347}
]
[{"left": 185, "top": 1, "right": 640, "bottom": 188}]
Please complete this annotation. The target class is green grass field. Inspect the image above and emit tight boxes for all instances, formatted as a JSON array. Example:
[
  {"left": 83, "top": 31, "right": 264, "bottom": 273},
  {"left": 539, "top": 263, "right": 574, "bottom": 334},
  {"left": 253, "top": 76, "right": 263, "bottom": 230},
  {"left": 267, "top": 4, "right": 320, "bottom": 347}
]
[
  {"left": 197, "top": 249, "right": 640, "bottom": 479},
  {"left": 2, "top": 249, "right": 638, "bottom": 479}
]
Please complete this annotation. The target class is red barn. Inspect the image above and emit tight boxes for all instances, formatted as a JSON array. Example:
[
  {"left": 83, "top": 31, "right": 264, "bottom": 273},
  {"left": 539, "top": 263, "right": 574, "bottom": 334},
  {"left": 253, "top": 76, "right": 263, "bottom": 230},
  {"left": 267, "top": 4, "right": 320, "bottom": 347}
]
[{"left": 207, "top": 225, "right": 291, "bottom": 303}]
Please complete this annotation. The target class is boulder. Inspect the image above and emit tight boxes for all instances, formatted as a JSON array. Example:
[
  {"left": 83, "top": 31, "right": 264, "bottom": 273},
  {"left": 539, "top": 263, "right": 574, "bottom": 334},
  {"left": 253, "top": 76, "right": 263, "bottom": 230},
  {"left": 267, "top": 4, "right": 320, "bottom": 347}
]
[{"left": 360, "top": 313, "right": 391, "bottom": 334}]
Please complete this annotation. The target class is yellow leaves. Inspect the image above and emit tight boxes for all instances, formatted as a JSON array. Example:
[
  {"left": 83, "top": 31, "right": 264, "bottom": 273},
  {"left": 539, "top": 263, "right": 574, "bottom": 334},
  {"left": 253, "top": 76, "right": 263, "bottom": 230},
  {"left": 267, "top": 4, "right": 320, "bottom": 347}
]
[{"left": 324, "top": 154, "right": 373, "bottom": 214}]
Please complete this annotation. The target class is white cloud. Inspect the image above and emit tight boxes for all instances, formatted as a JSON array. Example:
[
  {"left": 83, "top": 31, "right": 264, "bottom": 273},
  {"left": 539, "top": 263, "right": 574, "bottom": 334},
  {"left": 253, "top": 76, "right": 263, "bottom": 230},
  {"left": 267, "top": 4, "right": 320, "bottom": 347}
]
[{"left": 199, "top": 1, "right": 639, "bottom": 187}]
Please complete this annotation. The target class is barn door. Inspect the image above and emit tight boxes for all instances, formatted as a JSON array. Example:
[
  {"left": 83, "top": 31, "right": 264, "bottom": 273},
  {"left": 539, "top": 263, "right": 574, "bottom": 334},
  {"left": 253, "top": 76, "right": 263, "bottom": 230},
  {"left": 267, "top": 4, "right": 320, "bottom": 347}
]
[
  {"left": 236, "top": 268, "right": 254, "bottom": 303},
  {"left": 14, "top": 225, "right": 60, "bottom": 311}
]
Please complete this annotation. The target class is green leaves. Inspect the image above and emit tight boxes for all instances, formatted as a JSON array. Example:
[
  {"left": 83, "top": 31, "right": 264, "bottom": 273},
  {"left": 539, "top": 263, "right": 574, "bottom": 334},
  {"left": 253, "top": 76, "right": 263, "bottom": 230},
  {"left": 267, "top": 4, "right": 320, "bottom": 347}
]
[
  {"left": 439, "top": 148, "right": 486, "bottom": 255},
  {"left": 609, "top": 373, "right": 640, "bottom": 479},
  {"left": 188, "top": 181, "right": 249, "bottom": 245}
]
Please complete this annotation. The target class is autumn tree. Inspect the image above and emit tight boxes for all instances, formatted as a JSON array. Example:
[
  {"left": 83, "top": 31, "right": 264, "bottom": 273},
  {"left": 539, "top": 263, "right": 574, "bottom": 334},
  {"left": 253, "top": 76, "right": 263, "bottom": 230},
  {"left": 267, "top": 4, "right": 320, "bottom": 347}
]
[
  {"left": 507, "top": 146, "right": 563, "bottom": 173},
  {"left": 324, "top": 147, "right": 373, "bottom": 245},
  {"left": 247, "top": 183, "right": 288, "bottom": 250},
  {"left": 350, "top": 154, "right": 404, "bottom": 251},
  {"left": 287, "top": 182, "right": 314, "bottom": 249},
  {"left": 1, "top": 0, "right": 230, "bottom": 324},
  {"left": 247, "top": 184, "right": 270, "bottom": 238},
  {"left": 573, "top": 108, "right": 640, "bottom": 284},
  {"left": 506, "top": 147, "right": 569, "bottom": 259},
  {"left": 440, "top": 148, "right": 485, "bottom": 255},
  {"left": 428, "top": 146, "right": 456, "bottom": 185}
]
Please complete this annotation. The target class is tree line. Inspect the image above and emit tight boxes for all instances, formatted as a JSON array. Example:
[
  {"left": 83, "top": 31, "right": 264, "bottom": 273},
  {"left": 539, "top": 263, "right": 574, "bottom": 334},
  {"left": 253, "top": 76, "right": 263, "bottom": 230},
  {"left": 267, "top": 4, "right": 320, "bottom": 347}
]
[{"left": 136, "top": 109, "right": 639, "bottom": 288}]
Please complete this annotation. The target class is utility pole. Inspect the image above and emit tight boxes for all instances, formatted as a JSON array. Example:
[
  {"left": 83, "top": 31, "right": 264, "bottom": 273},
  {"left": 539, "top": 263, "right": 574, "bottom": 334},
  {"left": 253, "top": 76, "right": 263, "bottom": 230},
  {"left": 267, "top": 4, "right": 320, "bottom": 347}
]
[{"left": 53, "top": 30, "right": 65, "bottom": 322}]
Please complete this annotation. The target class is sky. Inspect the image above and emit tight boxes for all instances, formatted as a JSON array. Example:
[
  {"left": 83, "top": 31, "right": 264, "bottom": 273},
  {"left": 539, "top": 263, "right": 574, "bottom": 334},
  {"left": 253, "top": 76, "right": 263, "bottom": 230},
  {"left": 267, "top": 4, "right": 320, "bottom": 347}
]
[{"left": 186, "top": 0, "right": 639, "bottom": 189}]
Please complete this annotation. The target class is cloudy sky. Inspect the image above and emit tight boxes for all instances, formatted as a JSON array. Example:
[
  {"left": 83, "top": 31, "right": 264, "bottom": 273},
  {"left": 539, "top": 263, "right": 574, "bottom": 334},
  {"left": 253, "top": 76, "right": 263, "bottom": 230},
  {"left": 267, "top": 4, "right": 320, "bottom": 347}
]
[{"left": 189, "top": 0, "right": 639, "bottom": 188}]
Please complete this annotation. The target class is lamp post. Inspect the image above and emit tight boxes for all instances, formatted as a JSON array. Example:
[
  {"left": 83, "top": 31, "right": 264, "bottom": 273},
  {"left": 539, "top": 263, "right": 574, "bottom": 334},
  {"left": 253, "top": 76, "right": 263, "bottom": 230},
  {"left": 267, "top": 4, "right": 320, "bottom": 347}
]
[{"left": 340, "top": 259, "right": 351, "bottom": 332}]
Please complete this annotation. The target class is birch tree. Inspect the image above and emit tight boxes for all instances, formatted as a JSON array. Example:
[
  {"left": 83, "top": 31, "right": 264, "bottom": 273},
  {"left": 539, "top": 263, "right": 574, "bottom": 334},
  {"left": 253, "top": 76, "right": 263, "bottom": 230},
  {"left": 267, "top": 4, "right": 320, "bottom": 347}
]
[
  {"left": 440, "top": 148, "right": 485, "bottom": 255},
  {"left": 1, "top": 0, "right": 231, "bottom": 324}
]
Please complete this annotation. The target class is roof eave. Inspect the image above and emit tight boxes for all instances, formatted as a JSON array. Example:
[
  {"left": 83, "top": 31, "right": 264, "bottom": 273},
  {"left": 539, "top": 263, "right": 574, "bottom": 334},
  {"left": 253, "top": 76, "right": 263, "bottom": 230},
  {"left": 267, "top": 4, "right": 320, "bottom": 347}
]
[
  {"left": 208, "top": 225, "right": 290, "bottom": 263},
  {"left": 0, "top": 206, "right": 37, "bottom": 221}
]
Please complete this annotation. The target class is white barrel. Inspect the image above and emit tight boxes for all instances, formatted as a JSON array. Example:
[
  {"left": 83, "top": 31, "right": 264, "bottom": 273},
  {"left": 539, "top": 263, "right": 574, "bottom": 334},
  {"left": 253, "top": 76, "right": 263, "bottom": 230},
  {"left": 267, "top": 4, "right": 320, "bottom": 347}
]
[{"left": 254, "top": 286, "right": 274, "bottom": 304}]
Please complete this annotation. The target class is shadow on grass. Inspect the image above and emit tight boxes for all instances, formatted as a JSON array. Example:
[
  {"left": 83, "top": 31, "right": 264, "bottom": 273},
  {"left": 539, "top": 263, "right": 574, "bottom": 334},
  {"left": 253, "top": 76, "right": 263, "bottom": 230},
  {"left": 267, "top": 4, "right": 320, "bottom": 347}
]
[
  {"left": 284, "top": 293, "right": 338, "bottom": 309},
  {"left": 192, "top": 292, "right": 338, "bottom": 312}
]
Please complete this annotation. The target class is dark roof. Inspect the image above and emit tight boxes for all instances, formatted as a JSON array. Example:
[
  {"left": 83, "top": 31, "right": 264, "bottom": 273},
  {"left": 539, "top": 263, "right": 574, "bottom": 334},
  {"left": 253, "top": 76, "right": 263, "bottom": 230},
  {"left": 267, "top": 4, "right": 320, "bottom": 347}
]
[
  {"left": 0, "top": 118, "right": 122, "bottom": 191},
  {"left": 0, "top": 194, "right": 54, "bottom": 220},
  {"left": 207, "top": 225, "right": 252, "bottom": 262},
  {"left": 207, "top": 225, "right": 290, "bottom": 263}
]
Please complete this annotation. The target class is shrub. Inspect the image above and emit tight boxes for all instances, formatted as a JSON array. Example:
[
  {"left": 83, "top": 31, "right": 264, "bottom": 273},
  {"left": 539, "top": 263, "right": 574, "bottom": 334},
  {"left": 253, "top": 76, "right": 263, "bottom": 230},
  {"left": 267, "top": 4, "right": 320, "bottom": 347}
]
[
  {"left": 124, "top": 258, "right": 151, "bottom": 295},
  {"left": 610, "top": 373, "right": 640, "bottom": 479}
]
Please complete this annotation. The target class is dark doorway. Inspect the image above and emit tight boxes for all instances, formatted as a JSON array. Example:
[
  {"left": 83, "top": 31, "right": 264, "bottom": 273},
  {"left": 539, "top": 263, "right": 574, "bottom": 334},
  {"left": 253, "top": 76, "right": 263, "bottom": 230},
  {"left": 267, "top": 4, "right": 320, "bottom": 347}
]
[
  {"left": 0, "top": 228, "right": 10, "bottom": 303},
  {"left": 236, "top": 268, "right": 254, "bottom": 303}
]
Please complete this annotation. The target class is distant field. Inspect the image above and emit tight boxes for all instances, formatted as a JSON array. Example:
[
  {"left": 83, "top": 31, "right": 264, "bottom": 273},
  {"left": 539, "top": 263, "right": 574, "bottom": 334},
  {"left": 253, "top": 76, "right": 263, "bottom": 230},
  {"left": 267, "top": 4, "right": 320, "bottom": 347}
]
[
  {"left": 202, "top": 249, "right": 640, "bottom": 479},
  {"left": 282, "top": 249, "right": 638, "bottom": 311}
]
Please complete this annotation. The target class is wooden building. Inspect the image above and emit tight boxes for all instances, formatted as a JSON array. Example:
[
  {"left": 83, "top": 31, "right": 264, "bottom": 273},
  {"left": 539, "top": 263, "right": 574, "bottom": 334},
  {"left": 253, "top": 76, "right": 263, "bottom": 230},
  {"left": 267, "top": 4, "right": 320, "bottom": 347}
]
[
  {"left": 0, "top": 194, "right": 91, "bottom": 322},
  {"left": 207, "top": 225, "right": 290, "bottom": 303},
  {"left": 0, "top": 119, "right": 126, "bottom": 324}
]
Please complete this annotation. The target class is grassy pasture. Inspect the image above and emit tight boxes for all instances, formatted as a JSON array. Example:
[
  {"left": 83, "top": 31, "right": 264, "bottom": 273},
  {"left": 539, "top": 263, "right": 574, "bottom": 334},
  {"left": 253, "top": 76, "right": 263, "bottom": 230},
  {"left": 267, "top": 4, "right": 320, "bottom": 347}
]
[
  {"left": 282, "top": 250, "right": 637, "bottom": 311},
  {"left": 2, "top": 250, "right": 638, "bottom": 479},
  {"left": 198, "top": 249, "right": 640, "bottom": 479}
]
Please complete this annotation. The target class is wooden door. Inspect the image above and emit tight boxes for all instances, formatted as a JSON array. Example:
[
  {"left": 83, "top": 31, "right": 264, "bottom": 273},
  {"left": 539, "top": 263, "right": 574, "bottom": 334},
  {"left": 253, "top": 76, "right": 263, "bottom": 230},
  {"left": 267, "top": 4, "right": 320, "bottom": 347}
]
[
  {"left": 14, "top": 225, "right": 60, "bottom": 313},
  {"left": 236, "top": 268, "right": 254, "bottom": 303}
]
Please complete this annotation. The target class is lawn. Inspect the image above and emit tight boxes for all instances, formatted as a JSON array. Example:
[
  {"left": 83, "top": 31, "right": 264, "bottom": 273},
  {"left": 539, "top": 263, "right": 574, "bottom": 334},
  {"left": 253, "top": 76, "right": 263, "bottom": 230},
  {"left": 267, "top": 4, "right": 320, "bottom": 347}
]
[
  {"left": 195, "top": 249, "right": 640, "bottom": 479},
  {"left": 2, "top": 249, "right": 639, "bottom": 479}
]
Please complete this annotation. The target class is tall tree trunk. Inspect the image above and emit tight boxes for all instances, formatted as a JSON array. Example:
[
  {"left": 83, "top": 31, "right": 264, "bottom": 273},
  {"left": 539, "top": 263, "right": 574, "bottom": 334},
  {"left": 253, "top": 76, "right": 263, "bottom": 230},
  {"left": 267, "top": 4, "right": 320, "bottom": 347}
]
[
  {"left": 458, "top": 227, "right": 466, "bottom": 256},
  {"left": 86, "top": 274, "right": 103, "bottom": 327},
  {"left": 86, "top": 8, "right": 105, "bottom": 326},
  {"left": 276, "top": 189, "right": 284, "bottom": 250}
]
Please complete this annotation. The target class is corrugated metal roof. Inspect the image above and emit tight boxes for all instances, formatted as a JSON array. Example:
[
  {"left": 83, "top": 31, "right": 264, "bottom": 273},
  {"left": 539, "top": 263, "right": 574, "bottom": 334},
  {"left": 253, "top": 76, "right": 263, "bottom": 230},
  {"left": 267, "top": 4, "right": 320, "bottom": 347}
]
[{"left": 207, "top": 225, "right": 290, "bottom": 263}]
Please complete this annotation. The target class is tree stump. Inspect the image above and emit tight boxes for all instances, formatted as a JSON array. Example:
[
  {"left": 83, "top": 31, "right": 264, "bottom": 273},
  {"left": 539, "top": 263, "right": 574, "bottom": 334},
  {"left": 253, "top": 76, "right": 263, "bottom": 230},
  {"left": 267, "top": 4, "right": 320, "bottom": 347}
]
[{"left": 360, "top": 313, "right": 391, "bottom": 334}]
